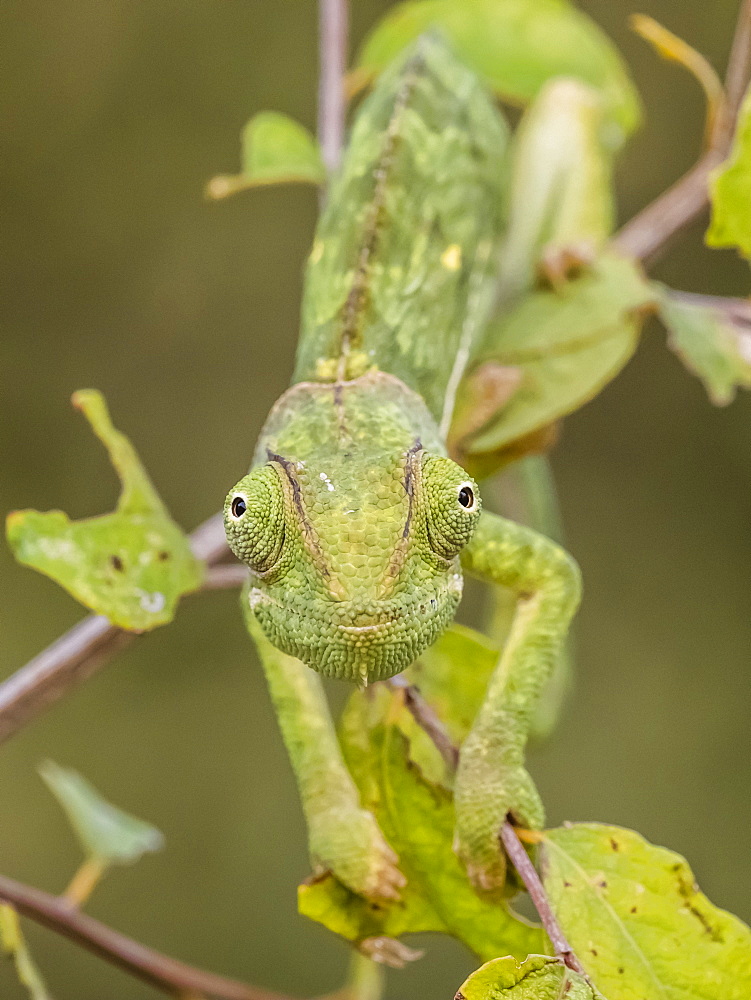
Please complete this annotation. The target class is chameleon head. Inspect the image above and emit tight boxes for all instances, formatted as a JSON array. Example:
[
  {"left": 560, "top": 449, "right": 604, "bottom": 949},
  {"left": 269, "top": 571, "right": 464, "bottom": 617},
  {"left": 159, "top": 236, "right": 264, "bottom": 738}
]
[{"left": 223, "top": 451, "right": 481, "bottom": 684}]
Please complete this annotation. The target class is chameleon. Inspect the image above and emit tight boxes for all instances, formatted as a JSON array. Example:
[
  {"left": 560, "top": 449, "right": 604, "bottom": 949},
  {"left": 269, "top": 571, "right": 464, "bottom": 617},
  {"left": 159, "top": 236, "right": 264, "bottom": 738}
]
[{"left": 223, "top": 37, "right": 581, "bottom": 901}]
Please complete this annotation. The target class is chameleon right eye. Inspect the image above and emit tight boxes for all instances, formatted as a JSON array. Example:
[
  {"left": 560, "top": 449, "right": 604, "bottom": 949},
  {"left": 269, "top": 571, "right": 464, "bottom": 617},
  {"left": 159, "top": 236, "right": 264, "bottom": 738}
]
[
  {"left": 231, "top": 496, "right": 247, "bottom": 519},
  {"left": 223, "top": 467, "right": 286, "bottom": 573}
]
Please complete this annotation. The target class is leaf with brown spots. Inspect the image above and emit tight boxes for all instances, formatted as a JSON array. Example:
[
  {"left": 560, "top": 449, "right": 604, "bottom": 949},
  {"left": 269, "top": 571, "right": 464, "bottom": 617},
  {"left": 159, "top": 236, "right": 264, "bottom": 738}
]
[
  {"left": 299, "top": 679, "right": 546, "bottom": 965},
  {"left": 6, "top": 390, "right": 204, "bottom": 631},
  {"left": 540, "top": 823, "right": 751, "bottom": 999}
]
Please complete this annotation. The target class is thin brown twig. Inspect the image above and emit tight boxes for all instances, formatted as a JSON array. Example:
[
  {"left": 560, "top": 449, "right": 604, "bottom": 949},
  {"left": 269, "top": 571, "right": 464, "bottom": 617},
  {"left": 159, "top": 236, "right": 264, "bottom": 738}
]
[
  {"left": 665, "top": 288, "right": 751, "bottom": 324},
  {"left": 499, "top": 824, "right": 585, "bottom": 976},
  {"left": 0, "top": 874, "right": 290, "bottom": 1000},
  {"left": 389, "top": 678, "right": 584, "bottom": 973},
  {"left": 317, "top": 0, "right": 349, "bottom": 177},
  {"left": 385, "top": 675, "right": 459, "bottom": 770},
  {"left": 204, "top": 564, "right": 250, "bottom": 591},
  {"left": 613, "top": 0, "right": 751, "bottom": 264}
]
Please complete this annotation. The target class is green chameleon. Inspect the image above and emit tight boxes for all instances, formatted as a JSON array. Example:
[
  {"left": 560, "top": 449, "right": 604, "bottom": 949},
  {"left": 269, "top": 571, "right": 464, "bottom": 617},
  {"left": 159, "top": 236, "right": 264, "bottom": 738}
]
[{"left": 223, "top": 38, "right": 581, "bottom": 901}]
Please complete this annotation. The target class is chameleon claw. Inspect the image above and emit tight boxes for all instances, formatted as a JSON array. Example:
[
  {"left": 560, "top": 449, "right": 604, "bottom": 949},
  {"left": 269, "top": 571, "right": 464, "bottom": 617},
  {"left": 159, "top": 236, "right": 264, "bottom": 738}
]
[{"left": 359, "top": 936, "right": 424, "bottom": 968}]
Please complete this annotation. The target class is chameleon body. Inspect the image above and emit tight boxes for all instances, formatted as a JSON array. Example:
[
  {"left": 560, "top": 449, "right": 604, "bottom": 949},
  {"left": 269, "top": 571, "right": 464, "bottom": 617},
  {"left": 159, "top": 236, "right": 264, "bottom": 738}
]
[{"left": 224, "top": 39, "right": 581, "bottom": 899}]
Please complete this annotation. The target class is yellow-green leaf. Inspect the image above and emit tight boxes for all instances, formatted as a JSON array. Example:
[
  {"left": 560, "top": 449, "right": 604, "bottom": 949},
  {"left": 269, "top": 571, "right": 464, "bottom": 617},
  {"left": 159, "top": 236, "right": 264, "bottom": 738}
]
[
  {"left": 207, "top": 111, "right": 325, "bottom": 199},
  {"left": 456, "top": 954, "right": 604, "bottom": 1000},
  {"left": 6, "top": 390, "right": 204, "bottom": 631},
  {"left": 707, "top": 84, "right": 751, "bottom": 257},
  {"left": 540, "top": 823, "right": 751, "bottom": 999},
  {"left": 40, "top": 760, "right": 163, "bottom": 866},
  {"left": 459, "top": 255, "right": 656, "bottom": 461},
  {"left": 355, "top": 0, "right": 641, "bottom": 139},
  {"left": 0, "top": 905, "right": 50, "bottom": 1000},
  {"left": 300, "top": 682, "right": 546, "bottom": 964},
  {"left": 657, "top": 286, "right": 751, "bottom": 405}
]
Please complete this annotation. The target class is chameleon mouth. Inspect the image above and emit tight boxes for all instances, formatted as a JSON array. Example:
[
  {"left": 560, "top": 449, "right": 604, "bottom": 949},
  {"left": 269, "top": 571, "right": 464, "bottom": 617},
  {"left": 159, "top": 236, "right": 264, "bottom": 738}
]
[
  {"left": 335, "top": 621, "right": 392, "bottom": 635},
  {"left": 248, "top": 578, "right": 463, "bottom": 683}
]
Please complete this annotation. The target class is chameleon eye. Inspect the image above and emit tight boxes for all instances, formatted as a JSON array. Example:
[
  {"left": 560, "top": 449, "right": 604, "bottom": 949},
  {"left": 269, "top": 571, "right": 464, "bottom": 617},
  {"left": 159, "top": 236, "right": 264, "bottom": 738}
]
[
  {"left": 223, "top": 466, "right": 286, "bottom": 573},
  {"left": 422, "top": 456, "right": 481, "bottom": 560},
  {"left": 230, "top": 496, "right": 247, "bottom": 519},
  {"left": 458, "top": 485, "right": 475, "bottom": 510}
]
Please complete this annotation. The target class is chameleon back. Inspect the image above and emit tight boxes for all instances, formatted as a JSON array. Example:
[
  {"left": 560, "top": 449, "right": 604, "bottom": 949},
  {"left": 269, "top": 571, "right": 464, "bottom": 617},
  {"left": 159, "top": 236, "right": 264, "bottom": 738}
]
[{"left": 292, "top": 35, "right": 508, "bottom": 433}]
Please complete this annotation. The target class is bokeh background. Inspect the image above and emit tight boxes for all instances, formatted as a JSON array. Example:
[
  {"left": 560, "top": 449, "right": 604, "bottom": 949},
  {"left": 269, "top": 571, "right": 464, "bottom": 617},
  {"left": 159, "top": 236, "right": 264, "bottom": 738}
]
[{"left": 1, "top": 1, "right": 750, "bottom": 997}]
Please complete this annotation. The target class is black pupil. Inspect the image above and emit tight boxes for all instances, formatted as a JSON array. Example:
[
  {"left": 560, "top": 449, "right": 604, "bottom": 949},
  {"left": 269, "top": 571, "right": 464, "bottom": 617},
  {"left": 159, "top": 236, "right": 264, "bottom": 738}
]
[
  {"left": 458, "top": 486, "right": 474, "bottom": 509},
  {"left": 231, "top": 496, "right": 247, "bottom": 518}
]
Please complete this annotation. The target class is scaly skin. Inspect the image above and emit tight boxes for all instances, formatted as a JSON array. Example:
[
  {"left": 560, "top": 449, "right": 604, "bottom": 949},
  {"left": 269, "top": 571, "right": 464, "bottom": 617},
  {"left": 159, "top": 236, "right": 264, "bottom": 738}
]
[{"left": 224, "top": 38, "right": 581, "bottom": 901}]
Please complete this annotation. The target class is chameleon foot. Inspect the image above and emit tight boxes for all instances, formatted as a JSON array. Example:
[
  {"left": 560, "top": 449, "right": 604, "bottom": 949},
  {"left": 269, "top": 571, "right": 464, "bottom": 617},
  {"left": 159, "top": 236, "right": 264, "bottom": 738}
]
[
  {"left": 454, "top": 745, "right": 544, "bottom": 894},
  {"left": 308, "top": 805, "right": 406, "bottom": 903}
]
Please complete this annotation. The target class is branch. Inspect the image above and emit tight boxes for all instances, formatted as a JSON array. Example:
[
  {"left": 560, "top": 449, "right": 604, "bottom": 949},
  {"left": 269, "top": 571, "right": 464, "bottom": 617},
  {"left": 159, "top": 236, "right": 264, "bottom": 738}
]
[
  {"left": 204, "top": 564, "right": 250, "bottom": 591},
  {"left": 386, "top": 675, "right": 459, "bottom": 770},
  {"left": 665, "top": 288, "right": 751, "bottom": 324},
  {"left": 388, "top": 678, "right": 584, "bottom": 973},
  {"left": 498, "top": 824, "right": 585, "bottom": 975},
  {"left": 613, "top": 0, "right": 751, "bottom": 264},
  {"left": 317, "top": 0, "right": 349, "bottom": 176},
  {"left": 0, "top": 514, "right": 230, "bottom": 746},
  {"left": 0, "top": 873, "right": 290, "bottom": 1000}
]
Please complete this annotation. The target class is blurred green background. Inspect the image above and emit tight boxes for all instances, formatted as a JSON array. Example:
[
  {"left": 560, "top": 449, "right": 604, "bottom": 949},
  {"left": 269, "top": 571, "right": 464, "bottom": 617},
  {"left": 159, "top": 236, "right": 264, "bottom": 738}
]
[{"left": 1, "top": 1, "right": 750, "bottom": 997}]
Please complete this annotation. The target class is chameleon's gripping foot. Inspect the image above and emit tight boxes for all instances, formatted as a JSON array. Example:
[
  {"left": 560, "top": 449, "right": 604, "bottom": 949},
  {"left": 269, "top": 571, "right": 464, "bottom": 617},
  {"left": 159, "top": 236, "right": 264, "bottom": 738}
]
[
  {"left": 453, "top": 751, "right": 545, "bottom": 895},
  {"left": 308, "top": 805, "right": 406, "bottom": 903}
]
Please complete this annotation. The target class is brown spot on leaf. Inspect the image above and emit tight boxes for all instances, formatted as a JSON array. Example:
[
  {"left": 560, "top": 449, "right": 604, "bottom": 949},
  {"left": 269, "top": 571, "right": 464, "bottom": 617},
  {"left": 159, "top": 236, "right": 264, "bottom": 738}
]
[
  {"left": 563, "top": 880, "right": 572, "bottom": 888},
  {"left": 110, "top": 554, "right": 124, "bottom": 572},
  {"left": 610, "top": 838, "right": 620, "bottom": 851},
  {"left": 158, "top": 550, "right": 170, "bottom": 561},
  {"left": 630, "top": 906, "right": 638, "bottom": 914},
  {"left": 618, "top": 968, "right": 625, "bottom": 975}
]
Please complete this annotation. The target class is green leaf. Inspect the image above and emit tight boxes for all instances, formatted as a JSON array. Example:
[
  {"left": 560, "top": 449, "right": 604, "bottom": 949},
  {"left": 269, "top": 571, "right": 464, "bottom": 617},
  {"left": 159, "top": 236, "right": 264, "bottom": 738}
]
[
  {"left": 6, "top": 390, "right": 204, "bottom": 631},
  {"left": 456, "top": 954, "right": 604, "bottom": 999},
  {"left": 457, "top": 254, "right": 655, "bottom": 462},
  {"left": 707, "top": 84, "right": 751, "bottom": 257},
  {"left": 498, "top": 78, "right": 615, "bottom": 305},
  {"left": 300, "top": 676, "right": 546, "bottom": 964},
  {"left": 355, "top": 0, "right": 641, "bottom": 139},
  {"left": 656, "top": 286, "right": 751, "bottom": 404},
  {"left": 207, "top": 111, "right": 325, "bottom": 199},
  {"left": 0, "top": 905, "right": 51, "bottom": 1000},
  {"left": 540, "top": 823, "right": 751, "bottom": 999},
  {"left": 39, "top": 760, "right": 163, "bottom": 866}
]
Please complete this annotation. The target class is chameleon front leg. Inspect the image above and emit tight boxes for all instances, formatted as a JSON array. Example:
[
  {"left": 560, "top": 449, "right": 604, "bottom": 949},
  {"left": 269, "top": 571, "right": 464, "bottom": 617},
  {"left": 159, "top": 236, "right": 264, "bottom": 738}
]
[
  {"left": 454, "top": 511, "right": 582, "bottom": 892},
  {"left": 243, "top": 598, "right": 405, "bottom": 903}
]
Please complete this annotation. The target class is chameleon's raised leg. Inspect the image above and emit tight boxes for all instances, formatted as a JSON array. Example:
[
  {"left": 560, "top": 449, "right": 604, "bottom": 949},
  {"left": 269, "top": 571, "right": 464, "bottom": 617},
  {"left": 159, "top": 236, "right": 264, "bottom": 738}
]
[
  {"left": 243, "top": 598, "right": 405, "bottom": 903},
  {"left": 454, "top": 511, "right": 582, "bottom": 892}
]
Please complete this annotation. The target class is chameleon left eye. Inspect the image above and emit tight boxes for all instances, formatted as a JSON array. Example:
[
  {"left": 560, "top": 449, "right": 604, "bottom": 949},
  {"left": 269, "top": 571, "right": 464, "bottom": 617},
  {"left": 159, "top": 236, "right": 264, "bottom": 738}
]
[
  {"left": 458, "top": 484, "right": 476, "bottom": 510},
  {"left": 422, "top": 456, "right": 481, "bottom": 560}
]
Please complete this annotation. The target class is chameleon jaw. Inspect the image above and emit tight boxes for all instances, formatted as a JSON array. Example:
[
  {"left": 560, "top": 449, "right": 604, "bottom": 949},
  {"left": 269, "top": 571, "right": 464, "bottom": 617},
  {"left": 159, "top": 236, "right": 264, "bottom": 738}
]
[{"left": 248, "top": 576, "right": 463, "bottom": 684}]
